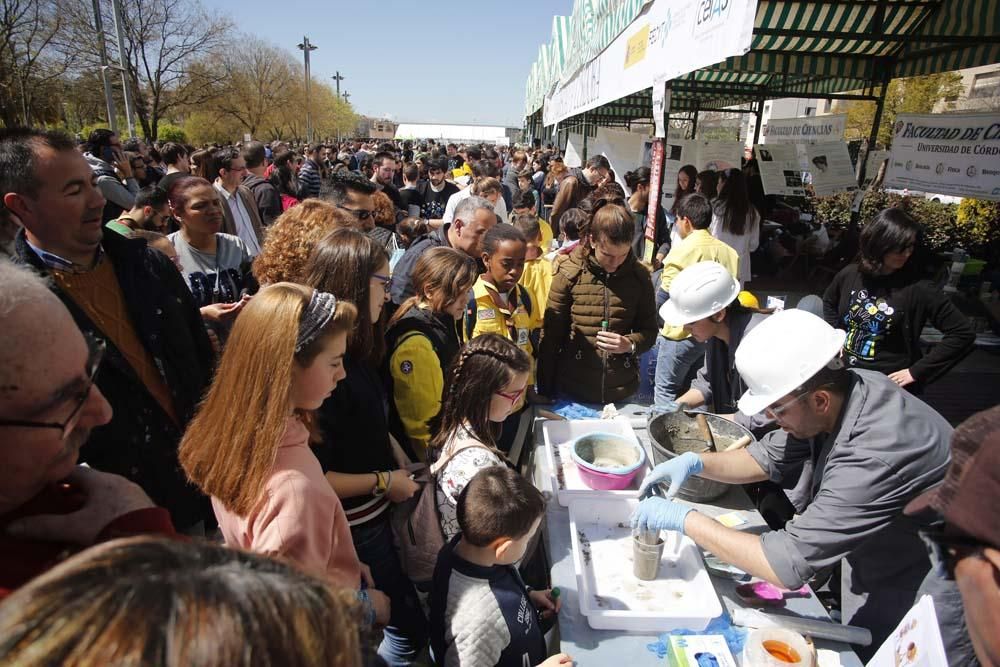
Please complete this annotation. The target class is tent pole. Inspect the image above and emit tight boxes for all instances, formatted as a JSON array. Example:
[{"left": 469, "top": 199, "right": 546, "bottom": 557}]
[
  {"left": 752, "top": 97, "right": 765, "bottom": 146},
  {"left": 856, "top": 71, "right": 891, "bottom": 188},
  {"left": 582, "top": 113, "right": 589, "bottom": 161},
  {"left": 691, "top": 102, "right": 699, "bottom": 140}
]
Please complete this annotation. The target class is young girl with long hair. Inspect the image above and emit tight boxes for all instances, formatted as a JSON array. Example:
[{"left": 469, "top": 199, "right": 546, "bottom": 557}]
[
  {"left": 178, "top": 283, "right": 390, "bottom": 630},
  {"left": 269, "top": 150, "right": 300, "bottom": 211},
  {"left": 624, "top": 166, "right": 669, "bottom": 265},
  {"left": 301, "top": 229, "right": 427, "bottom": 666},
  {"left": 710, "top": 167, "right": 760, "bottom": 287},
  {"left": 430, "top": 334, "right": 532, "bottom": 540},
  {"left": 385, "top": 247, "right": 478, "bottom": 462}
]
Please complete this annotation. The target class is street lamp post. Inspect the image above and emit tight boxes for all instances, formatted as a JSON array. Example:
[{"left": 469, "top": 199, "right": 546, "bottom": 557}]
[
  {"left": 91, "top": 0, "right": 118, "bottom": 133},
  {"left": 332, "top": 72, "right": 345, "bottom": 143},
  {"left": 110, "top": 0, "right": 136, "bottom": 138},
  {"left": 297, "top": 36, "right": 318, "bottom": 143}
]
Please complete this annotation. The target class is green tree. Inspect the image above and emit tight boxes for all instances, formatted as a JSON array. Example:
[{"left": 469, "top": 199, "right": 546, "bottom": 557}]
[{"left": 841, "top": 73, "right": 965, "bottom": 146}]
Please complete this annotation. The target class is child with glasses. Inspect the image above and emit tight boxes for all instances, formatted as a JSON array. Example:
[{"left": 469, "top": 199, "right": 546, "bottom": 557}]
[{"left": 429, "top": 334, "right": 531, "bottom": 542}]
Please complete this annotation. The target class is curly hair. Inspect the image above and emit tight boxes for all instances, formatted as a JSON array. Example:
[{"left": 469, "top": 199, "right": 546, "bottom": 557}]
[
  {"left": 252, "top": 200, "right": 359, "bottom": 285},
  {"left": 371, "top": 190, "right": 396, "bottom": 229}
]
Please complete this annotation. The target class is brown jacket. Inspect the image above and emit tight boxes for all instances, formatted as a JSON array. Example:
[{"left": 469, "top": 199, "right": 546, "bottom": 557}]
[
  {"left": 550, "top": 168, "right": 592, "bottom": 232},
  {"left": 216, "top": 184, "right": 265, "bottom": 249},
  {"left": 538, "top": 245, "right": 658, "bottom": 403}
]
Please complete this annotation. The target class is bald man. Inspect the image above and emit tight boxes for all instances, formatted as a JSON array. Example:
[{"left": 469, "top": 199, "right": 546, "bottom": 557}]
[{"left": 0, "top": 259, "right": 175, "bottom": 599}]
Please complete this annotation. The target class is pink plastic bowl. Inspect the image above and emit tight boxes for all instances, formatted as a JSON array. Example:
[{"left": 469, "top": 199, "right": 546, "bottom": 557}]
[{"left": 570, "top": 432, "right": 646, "bottom": 491}]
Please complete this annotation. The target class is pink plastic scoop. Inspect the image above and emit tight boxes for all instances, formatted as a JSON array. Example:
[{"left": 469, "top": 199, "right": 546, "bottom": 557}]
[{"left": 735, "top": 581, "right": 811, "bottom": 606}]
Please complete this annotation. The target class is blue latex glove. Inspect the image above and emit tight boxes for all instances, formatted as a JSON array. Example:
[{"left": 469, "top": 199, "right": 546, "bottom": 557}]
[
  {"left": 631, "top": 496, "right": 693, "bottom": 534},
  {"left": 638, "top": 451, "right": 704, "bottom": 498}
]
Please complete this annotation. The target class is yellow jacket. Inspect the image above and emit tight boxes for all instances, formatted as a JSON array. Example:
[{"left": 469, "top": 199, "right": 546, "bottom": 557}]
[
  {"left": 660, "top": 229, "right": 739, "bottom": 340},
  {"left": 466, "top": 277, "right": 538, "bottom": 409},
  {"left": 518, "top": 257, "right": 552, "bottom": 331},
  {"left": 537, "top": 217, "right": 554, "bottom": 251},
  {"left": 388, "top": 333, "right": 443, "bottom": 462},
  {"left": 452, "top": 163, "right": 473, "bottom": 180}
]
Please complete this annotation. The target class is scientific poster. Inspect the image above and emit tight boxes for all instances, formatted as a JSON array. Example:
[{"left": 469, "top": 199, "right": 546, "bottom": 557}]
[
  {"left": 661, "top": 140, "right": 744, "bottom": 209},
  {"left": 754, "top": 143, "right": 807, "bottom": 196},
  {"left": 805, "top": 142, "right": 858, "bottom": 196}
]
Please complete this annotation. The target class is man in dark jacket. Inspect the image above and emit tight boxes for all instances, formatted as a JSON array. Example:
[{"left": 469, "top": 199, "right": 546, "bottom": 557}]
[
  {"left": 390, "top": 195, "right": 496, "bottom": 305},
  {"left": 550, "top": 155, "right": 610, "bottom": 234},
  {"left": 242, "top": 141, "right": 282, "bottom": 226},
  {"left": 1, "top": 127, "right": 215, "bottom": 532},
  {"left": 297, "top": 144, "right": 323, "bottom": 200}
]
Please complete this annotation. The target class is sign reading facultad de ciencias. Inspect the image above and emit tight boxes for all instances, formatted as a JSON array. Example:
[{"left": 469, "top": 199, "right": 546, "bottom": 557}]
[{"left": 885, "top": 112, "right": 1000, "bottom": 202}]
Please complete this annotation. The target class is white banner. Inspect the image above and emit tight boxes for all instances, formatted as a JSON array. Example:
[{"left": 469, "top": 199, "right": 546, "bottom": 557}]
[
  {"left": 805, "top": 143, "right": 858, "bottom": 196},
  {"left": 885, "top": 112, "right": 1000, "bottom": 201},
  {"left": 564, "top": 133, "right": 585, "bottom": 168},
  {"left": 762, "top": 114, "right": 847, "bottom": 144},
  {"left": 543, "top": 0, "right": 757, "bottom": 127},
  {"left": 662, "top": 140, "right": 744, "bottom": 208},
  {"left": 862, "top": 149, "right": 890, "bottom": 186},
  {"left": 755, "top": 143, "right": 807, "bottom": 197}
]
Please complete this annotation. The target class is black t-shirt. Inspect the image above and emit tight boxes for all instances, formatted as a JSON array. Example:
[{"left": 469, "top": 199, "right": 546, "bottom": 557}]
[
  {"left": 378, "top": 182, "right": 405, "bottom": 210},
  {"left": 315, "top": 356, "right": 395, "bottom": 511},
  {"left": 417, "top": 180, "right": 460, "bottom": 220},
  {"left": 398, "top": 187, "right": 424, "bottom": 215}
]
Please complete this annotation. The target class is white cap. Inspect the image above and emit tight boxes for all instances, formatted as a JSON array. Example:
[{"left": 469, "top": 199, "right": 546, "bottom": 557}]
[
  {"left": 659, "top": 261, "right": 740, "bottom": 326},
  {"left": 735, "top": 309, "right": 846, "bottom": 415}
]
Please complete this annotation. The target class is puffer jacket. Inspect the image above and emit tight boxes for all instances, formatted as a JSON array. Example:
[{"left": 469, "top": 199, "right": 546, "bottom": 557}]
[{"left": 538, "top": 245, "right": 658, "bottom": 403}]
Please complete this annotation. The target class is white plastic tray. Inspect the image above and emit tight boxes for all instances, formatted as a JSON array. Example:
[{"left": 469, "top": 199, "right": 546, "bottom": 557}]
[
  {"left": 567, "top": 496, "right": 722, "bottom": 632},
  {"left": 541, "top": 418, "right": 650, "bottom": 507}
]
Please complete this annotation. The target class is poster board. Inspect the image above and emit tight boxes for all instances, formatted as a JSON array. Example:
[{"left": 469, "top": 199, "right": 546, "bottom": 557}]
[
  {"left": 865, "top": 596, "right": 947, "bottom": 667},
  {"left": 564, "top": 133, "right": 585, "bottom": 168},
  {"left": 884, "top": 112, "right": 1000, "bottom": 201},
  {"left": 762, "top": 114, "right": 847, "bottom": 144},
  {"left": 754, "top": 143, "right": 807, "bottom": 196},
  {"left": 806, "top": 142, "right": 859, "bottom": 196},
  {"left": 662, "top": 140, "right": 744, "bottom": 209},
  {"left": 593, "top": 127, "right": 650, "bottom": 193}
]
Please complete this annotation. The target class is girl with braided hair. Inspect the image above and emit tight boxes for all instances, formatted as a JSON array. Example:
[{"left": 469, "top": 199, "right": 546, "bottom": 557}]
[{"left": 429, "top": 334, "right": 532, "bottom": 541}]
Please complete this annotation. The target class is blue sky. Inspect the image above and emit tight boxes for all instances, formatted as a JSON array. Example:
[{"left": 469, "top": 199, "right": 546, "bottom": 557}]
[{"left": 206, "top": 0, "right": 563, "bottom": 127}]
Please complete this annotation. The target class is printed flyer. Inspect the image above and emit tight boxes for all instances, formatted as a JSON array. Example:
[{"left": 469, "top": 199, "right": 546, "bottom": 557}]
[
  {"left": 806, "top": 142, "right": 858, "bottom": 196},
  {"left": 754, "top": 143, "right": 807, "bottom": 196}
]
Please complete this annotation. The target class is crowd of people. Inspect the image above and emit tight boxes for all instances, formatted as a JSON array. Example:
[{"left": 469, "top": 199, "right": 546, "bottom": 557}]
[{"left": 0, "top": 125, "right": 996, "bottom": 667}]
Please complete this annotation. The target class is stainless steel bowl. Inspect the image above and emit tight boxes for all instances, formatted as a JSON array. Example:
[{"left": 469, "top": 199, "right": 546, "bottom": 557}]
[{"left": 647, "top": 411, "right": 756, "bottom": 502}]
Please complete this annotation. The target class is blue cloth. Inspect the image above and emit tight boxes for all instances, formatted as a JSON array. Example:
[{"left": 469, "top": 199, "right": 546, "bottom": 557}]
[
  {"left": 645, "top": 616, "right": 747, "bottom": 660},
  {"left": 551, "top": 401, "right": 602, "bottom": 420}
]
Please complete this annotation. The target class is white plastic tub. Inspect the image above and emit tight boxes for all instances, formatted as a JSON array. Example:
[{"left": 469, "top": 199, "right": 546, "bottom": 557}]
[
  {"left": 542, "top": 418, "right": 649, "bottom": 506},
  {"left": 567, "top": 496, "right": 722, "bottom": 632}
]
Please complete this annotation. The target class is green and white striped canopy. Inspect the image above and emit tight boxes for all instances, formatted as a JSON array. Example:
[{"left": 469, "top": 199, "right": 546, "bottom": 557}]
[{"left": 526, "top": 0, "right": 1000, "bottom": 124}]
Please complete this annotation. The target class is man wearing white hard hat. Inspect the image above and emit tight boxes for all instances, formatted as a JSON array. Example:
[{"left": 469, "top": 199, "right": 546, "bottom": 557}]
[
  {"left": 633, "top": 309, "right": 952, "bottom": 656},
  {"left": 659, "top": 261, "right": 773, "bottom": 434}
]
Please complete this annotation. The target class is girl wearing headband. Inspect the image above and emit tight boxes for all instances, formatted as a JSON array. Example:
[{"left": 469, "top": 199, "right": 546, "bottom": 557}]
[{"left": 179, "top": 283, "right": 391, "bottom": 634}]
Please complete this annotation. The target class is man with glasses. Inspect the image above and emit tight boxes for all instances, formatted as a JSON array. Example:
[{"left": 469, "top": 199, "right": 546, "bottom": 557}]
[
  {"left": 326, "top": 169, "right": 377, "bottom": 225},
  {"left": 3, "top": 128, "right": 215, "bottom": 534},
  {"left": 906, "top": 405, "right": 1000, "bottom": 667},
  {"left": 633, "top": 309, "right": 952, "bottom": 657},
  {"left": 212, "top": 147, "right": 263, "bottom": 256},
  {"left": 0, "top": 258, "right": 179, "bottom": 598}
]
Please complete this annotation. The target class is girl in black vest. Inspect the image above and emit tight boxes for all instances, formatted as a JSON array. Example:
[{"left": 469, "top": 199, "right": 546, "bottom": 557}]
[{"left": 385, "top": 247, "right": 478, "bottom": 463}]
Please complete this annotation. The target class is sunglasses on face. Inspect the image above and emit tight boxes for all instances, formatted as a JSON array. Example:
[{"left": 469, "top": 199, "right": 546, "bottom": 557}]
[
  {"left": 0, "top": 335, "right": 105, "bottom": 440},
  {"left": 337, "top": 204, "right": 373, "bottom": 221}
]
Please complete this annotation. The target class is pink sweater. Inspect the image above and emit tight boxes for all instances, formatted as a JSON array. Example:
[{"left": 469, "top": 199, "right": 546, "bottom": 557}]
[{"left": 212, "top": 416, "right": 362, "bottom": 590}]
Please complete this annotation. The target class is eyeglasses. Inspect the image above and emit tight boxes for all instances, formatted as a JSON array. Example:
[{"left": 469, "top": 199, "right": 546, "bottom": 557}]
[
  {"left": 0, "top": 335, "right": 105, "bottom": 440},
  {"left": 337, "top": 205, "right": 373, "bottom": 221},
  {"left": 494, "top": 387, "right": 525, "bottom": 404},
  {"left": 372, "top": 273, "right": 392, "bottom": 291},
  {"left": 764, "top": 390, "right": 811, "bottom": 419},
  {"left": 919, "top": 525, "right": 984, "bottom": 580}
]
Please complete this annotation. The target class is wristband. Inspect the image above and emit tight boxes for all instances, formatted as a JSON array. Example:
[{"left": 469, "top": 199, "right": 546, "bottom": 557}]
[{"left": 384, "top": 470, "right": 393, "bottom": 495}]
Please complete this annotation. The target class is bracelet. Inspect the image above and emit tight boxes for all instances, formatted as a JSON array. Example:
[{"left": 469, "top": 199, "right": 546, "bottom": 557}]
[
  {"left": 384, "top": 470, "right": 393, "bottom": 495},
  {"left": 373, "top": 471, "right": 386, "bottom": 497}
]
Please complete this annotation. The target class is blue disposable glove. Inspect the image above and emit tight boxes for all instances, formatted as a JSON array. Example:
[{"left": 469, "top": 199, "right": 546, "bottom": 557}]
[
  {"left": 630, "top": 496, "right": 693, "bottom": 534},
  {"left": 638, "top": 451, "right": 704, "bottom": 499}
]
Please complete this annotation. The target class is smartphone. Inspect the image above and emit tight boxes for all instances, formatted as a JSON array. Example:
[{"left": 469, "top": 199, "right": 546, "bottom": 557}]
[{"left": 102, "top": 146, "right": 116, "bottom": 163}]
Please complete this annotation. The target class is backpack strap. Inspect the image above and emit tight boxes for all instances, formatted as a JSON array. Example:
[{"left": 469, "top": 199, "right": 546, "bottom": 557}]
[{"left": 429, "top": 443, "right": 500, "bottom": 476}]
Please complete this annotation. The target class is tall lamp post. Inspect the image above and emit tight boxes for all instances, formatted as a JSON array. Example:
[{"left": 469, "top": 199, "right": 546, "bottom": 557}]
[
  {"left": 332, "top": 72, "right": 344, "bottom": 142},
  {"left": 297, "top": 36, "right": 318, "bottom": 143}
]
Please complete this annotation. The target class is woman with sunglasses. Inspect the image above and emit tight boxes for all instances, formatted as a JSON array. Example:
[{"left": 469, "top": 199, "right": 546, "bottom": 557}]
[
  {"left": 430, "top": 334, "right": 531, "bottom": 542},
  {"left": 822, "top": 207, "right": 973, "bottom": 392},
  {"left": 301, "top": 229, "right": 428, "bottom": 667}
]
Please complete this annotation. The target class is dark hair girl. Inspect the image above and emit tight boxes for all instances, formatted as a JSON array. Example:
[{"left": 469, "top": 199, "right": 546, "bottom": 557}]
[
  {"left": 269, "top": 150, "right": 299, "bottom": 209},
  {"left": 822, "top": 207, "right": 974, "bottom": 391},
  {"left": 625, "top": 166, "right": 669, "bottom": 263},
  {"left": 301, "top": 228, "right": 429, "bottom": 664},
  {"left": 712, "top": 167, "right": 760, "bottom": 287},
  {"left": 695, "top": 170, "right": 718, "bottom": 200},
  {"left": 672, "top": 164, "right": 698, "bottom": 215},
  {"left": 429, "top": 334, "right": 532, "bottom": 540}
]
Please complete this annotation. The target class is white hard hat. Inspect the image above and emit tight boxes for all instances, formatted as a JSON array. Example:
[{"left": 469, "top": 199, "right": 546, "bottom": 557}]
[
  {"left": 659, "top": 261, "right": 740, "bottom": 326},
  {"left": 735, "top": 309, "right": 846, "bottom": 416}
]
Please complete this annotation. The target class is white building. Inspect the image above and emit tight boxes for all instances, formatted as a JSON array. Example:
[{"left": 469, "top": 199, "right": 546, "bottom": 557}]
[{"left": 394, "top": 122, "right": 520, "bottom": 145}]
